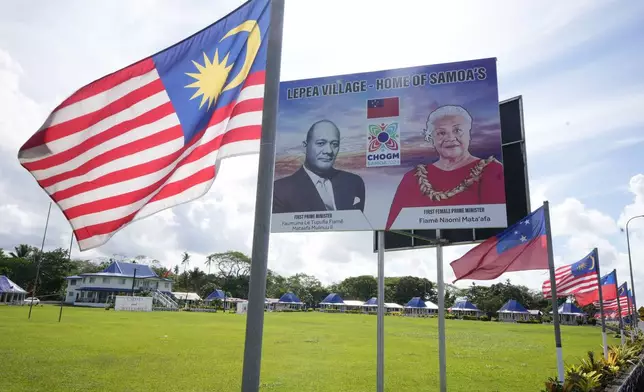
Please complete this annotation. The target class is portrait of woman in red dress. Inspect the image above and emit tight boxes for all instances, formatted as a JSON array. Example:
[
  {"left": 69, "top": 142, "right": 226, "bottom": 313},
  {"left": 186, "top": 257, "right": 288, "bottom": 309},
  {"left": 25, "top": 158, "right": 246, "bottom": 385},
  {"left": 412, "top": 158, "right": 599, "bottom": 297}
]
[{"left": 385, "top": 105, "right": 505, "bottom": 230}]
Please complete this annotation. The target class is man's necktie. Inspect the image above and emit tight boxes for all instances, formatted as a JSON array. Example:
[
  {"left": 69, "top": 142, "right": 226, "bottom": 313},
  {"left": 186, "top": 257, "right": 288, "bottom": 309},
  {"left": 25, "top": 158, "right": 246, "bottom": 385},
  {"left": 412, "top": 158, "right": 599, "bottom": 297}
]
[{"left": 316, "top": 179, "right": 335, "bottom": 210}]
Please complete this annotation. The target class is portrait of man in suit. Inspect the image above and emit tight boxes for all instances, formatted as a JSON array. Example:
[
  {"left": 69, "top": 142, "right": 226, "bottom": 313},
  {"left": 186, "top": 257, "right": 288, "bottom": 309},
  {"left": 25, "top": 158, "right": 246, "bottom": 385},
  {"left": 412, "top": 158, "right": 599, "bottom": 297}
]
[{"left": 273, "top": 119, "right": 366, "bottom": 214}]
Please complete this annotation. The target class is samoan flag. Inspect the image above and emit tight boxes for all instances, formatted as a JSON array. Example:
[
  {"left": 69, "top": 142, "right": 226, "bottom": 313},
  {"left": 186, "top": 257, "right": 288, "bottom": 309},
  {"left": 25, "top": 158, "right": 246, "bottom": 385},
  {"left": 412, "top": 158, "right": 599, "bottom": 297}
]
[
  {"left": 600, "top": 270, "right": 618, "bottom": 301},
  {"left": 450, "top": 205, "right": 548, "bottom": 282}
]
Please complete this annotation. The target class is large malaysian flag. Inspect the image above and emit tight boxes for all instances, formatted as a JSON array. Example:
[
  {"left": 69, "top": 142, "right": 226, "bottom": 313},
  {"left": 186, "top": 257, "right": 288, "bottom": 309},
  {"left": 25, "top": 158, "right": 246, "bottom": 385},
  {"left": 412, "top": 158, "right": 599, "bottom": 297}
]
[{"left": 17, "top": 0, "right": 270, "bottom": 251}]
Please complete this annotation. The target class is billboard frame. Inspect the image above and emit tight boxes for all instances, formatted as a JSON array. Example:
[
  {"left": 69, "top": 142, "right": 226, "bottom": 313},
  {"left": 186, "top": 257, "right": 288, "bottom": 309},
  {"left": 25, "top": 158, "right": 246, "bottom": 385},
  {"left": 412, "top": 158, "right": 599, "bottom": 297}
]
[{"left": 372, "top": 94, "right": 530, "bottom": 252}]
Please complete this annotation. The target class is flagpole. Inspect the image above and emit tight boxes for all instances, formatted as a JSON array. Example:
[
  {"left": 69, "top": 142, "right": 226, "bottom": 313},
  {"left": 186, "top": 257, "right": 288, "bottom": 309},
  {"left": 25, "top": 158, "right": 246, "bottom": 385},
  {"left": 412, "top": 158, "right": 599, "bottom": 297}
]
[
  {"left": 614, "top": 274, "right": 625, "bottom": 346},
  {"left": 626, "top": 286, "right": 634, "bottom": 343},
  {"left": 376, "top": 231, "right": 385, "bottom": 392},
  {"left": 59, "top": 232, "right": 74, "bottom": 323},
  {"left": 594, "top": 248, "right": 608, "bottom": 359},
  {"left": 28, "top": 201, "right": 52, "bottom": 320},
  {"left": 240, "top": 1, "right": 285, "bottom": 391},
  {"left": 543, "top": 201, "right": 565, "bottom": 383},
  {"left": 625, "top": 216, "right": 641, "bottom": 329},
  {"left": 436, "top": 229, "right": 447, "bottom": 392}
]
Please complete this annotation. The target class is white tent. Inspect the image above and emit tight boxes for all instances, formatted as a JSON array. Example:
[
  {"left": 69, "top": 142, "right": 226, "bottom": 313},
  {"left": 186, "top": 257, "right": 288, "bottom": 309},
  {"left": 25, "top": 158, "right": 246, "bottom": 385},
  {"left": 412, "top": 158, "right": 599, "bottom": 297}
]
[{"left": 0, "top": 275, "right": 27, "bottom": 304}]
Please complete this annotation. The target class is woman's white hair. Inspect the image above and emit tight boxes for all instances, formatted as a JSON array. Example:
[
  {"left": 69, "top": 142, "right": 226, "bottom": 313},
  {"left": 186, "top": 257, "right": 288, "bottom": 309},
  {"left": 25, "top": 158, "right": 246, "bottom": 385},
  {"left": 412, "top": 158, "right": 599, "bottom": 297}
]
[{"left": 423, "top": 105, "right": 472, "bottom": 142}]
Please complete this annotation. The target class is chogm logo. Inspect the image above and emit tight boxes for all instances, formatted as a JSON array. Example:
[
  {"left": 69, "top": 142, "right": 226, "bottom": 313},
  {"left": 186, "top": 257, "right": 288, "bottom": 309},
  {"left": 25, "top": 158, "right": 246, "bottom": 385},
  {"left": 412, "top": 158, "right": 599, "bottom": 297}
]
[{"left": 366, "top": 122, "right": 401, "bottom": 167}]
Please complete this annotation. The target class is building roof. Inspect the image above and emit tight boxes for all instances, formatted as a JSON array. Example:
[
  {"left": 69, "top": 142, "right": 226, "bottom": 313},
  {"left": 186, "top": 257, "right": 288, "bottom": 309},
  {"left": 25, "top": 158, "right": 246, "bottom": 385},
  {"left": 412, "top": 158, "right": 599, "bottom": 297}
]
[
  {"left": 205, "top": 289, "right": 226, "bottom": 301},
  {"left": 278, "top": 292, "right": 302, "bottom": 304},
  {"left": 364, "top": 297, "right": 378, "bottom": 306},
  {"left": 405, "top": 297, "right": 427, "bottom": 308},
  {"left": 66, "top": 261, "right": 166, "bottom": 280},
  {"left": 343, "top": 300, "right": 364, "bottom": 307},
  {"left": 498, "top": 299, "right": 529, "bottom": 313},
  {"left": 450, "top": 300, "right": 480, "bottom": 311},
  {"left": 424, "top": 300, "right": 439, "bottom": 310},
  {"left": 0, "top": 275, "right": 27, "bottom": 294},
  {"left": 321, "top": 293, "right": 344, "bottom": 304},
  {"left": 171, "top": 292, "right": 201, "bottom": 301},
  {"left": 558, "top": 301, "right": 585, "bottom": 315}
]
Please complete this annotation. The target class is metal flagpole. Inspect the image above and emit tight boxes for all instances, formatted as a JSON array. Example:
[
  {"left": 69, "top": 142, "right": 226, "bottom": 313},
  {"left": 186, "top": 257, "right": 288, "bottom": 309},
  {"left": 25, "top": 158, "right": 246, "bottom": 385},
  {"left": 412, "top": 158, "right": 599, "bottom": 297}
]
[
  {"left": 543, "top": 201, "right": 565, "bottom": 383},
  {"left": 436, "top": 229, "right": 447, "bottom": 392},
  {"left": 28, "top": 201, "right": 52, "bottom": 320},
  {"left": 594, "top": 248, "right": 608, "bottom": 359},
  {"left": 240, "top": 1, "right": 285, "bottom": 390},
  {"left": 626, "top": 286, "right": 634, "bottom": 343},
  {"left": 625, "top": 216, "right": 642, "bottom": 330},
  {"left": 59, "top": 232, "right": 75, "bottom": 322},
  {"left": 614, "top": 276, "right": 625, "bottom": 346},
  {"left": 376, "top": 231, "right": 385, "bottom": 392}
]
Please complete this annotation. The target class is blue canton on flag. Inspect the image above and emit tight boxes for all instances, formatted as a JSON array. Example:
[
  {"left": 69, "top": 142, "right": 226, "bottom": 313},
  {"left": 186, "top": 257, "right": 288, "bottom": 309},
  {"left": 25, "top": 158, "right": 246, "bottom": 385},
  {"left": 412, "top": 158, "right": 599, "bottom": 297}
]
[
  {"left": 495, "top": 206, "right": 546, "bottom": 254},
  {"left": 569, "top": 252, "right": 598, "bottom": 276},
  {"left": 154, "top": 0, "right": 270, "bottom": 144}
]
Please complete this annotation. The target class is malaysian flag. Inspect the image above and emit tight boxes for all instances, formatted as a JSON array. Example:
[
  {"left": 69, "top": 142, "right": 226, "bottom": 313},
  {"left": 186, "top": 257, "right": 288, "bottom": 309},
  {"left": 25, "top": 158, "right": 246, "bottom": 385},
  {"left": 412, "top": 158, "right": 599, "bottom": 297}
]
[
  {"left": 541, "top": 249, "right": 598, "bottom": 301},
  {"left": 593, "top": 283, "right": 633, "bottom": 315},
  {"left": 17, "top": 0, "right": 271, "bottom": 251}
]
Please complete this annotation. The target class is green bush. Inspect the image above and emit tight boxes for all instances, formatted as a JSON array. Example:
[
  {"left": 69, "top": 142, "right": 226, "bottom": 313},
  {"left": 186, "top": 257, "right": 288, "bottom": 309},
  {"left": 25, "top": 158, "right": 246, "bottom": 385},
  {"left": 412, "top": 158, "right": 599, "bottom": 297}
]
[
  {"left": 541, "top": 337, "right": 644, "bottom": 391},
  {"left": 478, "top": 315, "right": 490, "bottom": 322},
  {"left": 462, "top": 315, "right": 478, "bottom": 321},
  {"left": 516, "top": 319, "right": 540, "bottom": 324},
  {"left": 445, "top": 313, "right": 456, "bottom": 320}
]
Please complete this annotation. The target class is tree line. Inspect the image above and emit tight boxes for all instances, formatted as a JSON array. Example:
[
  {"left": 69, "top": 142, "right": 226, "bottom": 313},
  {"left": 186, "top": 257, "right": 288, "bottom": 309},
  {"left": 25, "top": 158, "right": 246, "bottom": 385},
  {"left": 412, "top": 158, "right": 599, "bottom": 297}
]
[{"left": 0, "top": 244, "right": 581, "bottom": 315}]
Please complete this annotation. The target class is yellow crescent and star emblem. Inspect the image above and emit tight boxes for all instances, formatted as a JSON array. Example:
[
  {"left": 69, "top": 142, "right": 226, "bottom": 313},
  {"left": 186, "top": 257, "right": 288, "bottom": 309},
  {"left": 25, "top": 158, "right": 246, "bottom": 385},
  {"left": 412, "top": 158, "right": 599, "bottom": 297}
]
[
  {"left": 184, "top": 20, "right": 261, "bottom": 110},
  {"left": 588, "top": 255, "right": 595, "bottom": 271}
]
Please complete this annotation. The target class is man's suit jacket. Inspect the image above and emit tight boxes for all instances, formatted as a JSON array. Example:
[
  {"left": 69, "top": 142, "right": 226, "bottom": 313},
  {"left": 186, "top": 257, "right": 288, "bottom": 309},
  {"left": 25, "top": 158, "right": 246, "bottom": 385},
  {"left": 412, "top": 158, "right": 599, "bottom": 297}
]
[{"left": 273, "top": 167, "right": 366, "bottom": 213}]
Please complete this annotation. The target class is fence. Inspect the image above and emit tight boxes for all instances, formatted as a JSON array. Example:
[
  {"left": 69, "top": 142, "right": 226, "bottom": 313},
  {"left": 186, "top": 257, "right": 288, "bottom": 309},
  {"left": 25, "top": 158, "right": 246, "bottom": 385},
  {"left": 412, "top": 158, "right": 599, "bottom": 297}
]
[{"left": 607, "top": 353, "right": 644, "bottom": 392}]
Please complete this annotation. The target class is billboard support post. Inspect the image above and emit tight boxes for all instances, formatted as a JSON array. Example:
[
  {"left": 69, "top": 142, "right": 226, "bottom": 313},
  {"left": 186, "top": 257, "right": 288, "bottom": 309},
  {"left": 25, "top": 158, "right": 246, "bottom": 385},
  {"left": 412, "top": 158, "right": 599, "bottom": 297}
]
[
  {"left": 436, "top": 229, "right": 447, "bottom": 392},
  {"left": 376, "top": 231, "right": 385, "bottom": 392}
]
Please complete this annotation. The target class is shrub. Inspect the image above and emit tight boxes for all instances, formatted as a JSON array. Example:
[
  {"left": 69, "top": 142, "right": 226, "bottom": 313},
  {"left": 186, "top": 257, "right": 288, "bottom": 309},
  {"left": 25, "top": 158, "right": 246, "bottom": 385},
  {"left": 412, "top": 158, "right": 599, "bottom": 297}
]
[
  {"left": 445, "top": 313, "right": 456, "bottom": 320},
  {"left": 478, "top": 315, "right": 490, "bottom": 322},
  {"left": 542, "top": 336, "right": 644, "bottom": 391},
  {"left": 516, "top": 319, "right": 540, "bottom": 324},
  {"left": 588, "top": 317, "right": 597, "bottom": 326}
]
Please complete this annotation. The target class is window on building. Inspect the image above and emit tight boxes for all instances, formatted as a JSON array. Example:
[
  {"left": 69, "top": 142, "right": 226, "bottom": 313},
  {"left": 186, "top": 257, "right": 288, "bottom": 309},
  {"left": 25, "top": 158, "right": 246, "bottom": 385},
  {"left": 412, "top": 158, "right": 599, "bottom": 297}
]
[
  {"left": 89, "top": 278, "right": 95, "bottom": 283},
  {"left": 164, "top": 283, "right": 169, "bottom": 289},
  {"left": 68, "top": 292, "right": 74, "bottom": 297},
  {"left": 70, "top": 280, "right": 76, "bottom": 286},
  {"left": 120, "top": 279, "right": 126, "bottom": 285},
  {"left": 102, "top": 278, "right": 110, "bottom": 283}
]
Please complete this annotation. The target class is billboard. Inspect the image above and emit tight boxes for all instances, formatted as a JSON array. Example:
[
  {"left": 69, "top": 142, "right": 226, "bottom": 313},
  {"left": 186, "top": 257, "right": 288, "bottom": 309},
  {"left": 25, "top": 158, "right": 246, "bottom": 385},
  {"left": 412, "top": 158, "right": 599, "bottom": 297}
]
[
  {"left": 271, "top": 58, "right": 507, "bottom": 233},
  {"left": 114, "top": 296, "right": 153, "bottom": 312},
  {"left": 373, "top": 96, "right": 530, "bottom": 252}
]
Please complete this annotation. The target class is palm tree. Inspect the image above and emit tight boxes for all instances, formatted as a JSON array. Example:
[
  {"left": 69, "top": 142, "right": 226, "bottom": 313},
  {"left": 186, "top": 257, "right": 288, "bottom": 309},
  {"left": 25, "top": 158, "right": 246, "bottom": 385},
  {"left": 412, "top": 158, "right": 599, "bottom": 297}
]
[
  {"left": 9, "top": 244, "right": 32, "bottom": 259},
  {"left": 173, "top": 265, "right": 180, "bottom": 275},
  {"left": 181, "top": 252, "right": 191, "bottom": 303},
  {"left": 205, "top": 255, "right": 214, "bottom": 275}
]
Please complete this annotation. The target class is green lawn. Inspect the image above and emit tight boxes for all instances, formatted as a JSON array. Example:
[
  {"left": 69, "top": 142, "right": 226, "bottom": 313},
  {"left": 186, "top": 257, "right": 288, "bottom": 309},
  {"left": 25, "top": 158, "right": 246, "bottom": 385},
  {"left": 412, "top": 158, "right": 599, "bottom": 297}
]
[{"left": 0, "top": 306, "right": 617, "bottom": 392}]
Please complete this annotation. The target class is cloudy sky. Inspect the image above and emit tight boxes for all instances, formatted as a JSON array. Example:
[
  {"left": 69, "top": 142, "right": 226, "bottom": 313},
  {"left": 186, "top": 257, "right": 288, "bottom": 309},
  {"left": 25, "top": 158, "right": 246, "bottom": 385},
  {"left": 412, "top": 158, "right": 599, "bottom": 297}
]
[{"left": 2, "top": 0, "right": 644, "bottom": 301}]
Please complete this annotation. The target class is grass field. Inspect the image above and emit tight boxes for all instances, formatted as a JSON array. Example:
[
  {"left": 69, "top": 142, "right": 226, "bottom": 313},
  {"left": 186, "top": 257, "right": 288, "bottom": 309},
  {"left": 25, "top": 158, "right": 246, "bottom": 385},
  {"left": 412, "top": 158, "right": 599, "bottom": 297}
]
[{"left": 0, "top": 306, "right": 618, "bottom": 392}]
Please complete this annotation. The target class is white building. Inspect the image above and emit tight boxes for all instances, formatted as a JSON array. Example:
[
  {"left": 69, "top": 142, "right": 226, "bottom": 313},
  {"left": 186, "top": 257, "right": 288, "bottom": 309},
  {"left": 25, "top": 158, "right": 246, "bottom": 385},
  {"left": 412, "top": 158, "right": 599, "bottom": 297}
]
[{"left": 65, "top": 261, "right": 174, "bottom": 307}]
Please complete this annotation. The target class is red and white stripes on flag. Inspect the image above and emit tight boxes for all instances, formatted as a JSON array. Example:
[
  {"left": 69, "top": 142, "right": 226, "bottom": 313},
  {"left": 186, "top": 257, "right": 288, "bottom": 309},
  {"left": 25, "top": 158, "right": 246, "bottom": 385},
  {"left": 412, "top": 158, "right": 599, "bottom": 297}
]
[
  {"left": 17, "top": 60, "right": 264, "bottom": 251},
  {"left": 594, "top": 297, "right": 632, "bottom": 314},
  {"left": 541, "top": 263, "right": 597, "bottom": 298}
]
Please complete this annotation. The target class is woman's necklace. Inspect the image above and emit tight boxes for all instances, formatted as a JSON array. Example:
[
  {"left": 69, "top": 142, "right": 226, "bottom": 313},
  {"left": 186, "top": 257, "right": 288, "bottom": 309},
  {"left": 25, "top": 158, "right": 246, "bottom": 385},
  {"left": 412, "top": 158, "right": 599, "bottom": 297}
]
[{"left": 414, "top": 156, "right": 498, "bottom": 201}]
